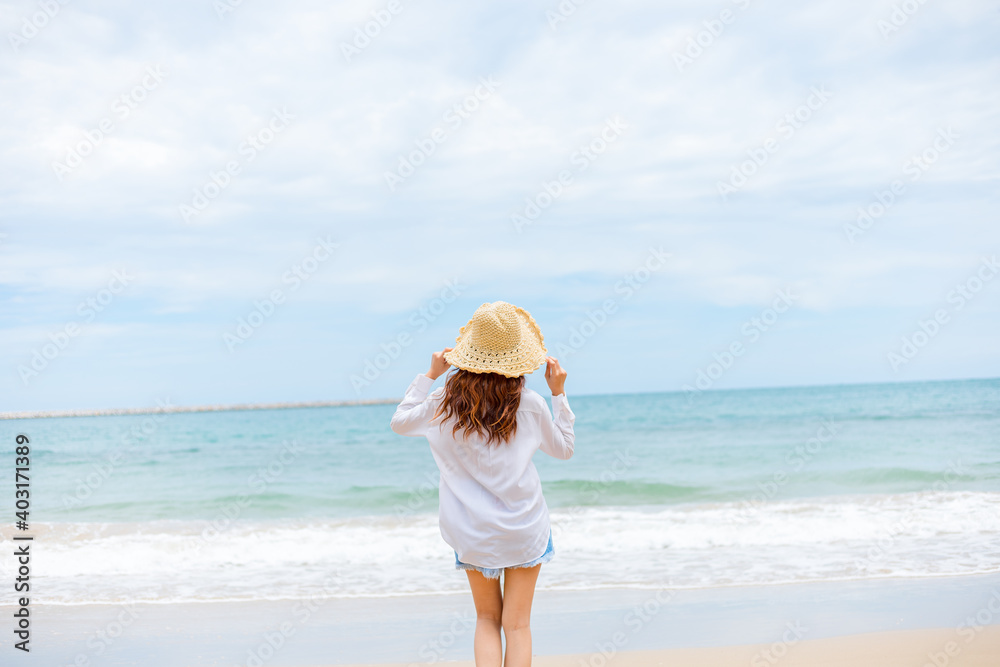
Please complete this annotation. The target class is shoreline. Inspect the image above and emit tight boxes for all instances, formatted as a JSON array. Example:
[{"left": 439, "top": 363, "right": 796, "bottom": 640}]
[
  {"left": 20, "top": 568, "right": 1000, "bottom": 606},
  {"left": 7, "top": 573, "right": 999, "bottom": 666}
]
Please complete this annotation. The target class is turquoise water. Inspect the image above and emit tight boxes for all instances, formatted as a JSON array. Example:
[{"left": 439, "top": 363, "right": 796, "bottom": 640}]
[
  {"left": 2, "top": 377, "right": 998, "bottom": 603},
  {"left": 11, "top": 377, "right": 998, "bottom": 521}
]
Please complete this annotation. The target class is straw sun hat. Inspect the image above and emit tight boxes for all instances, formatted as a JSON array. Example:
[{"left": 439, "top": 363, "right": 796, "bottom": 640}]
[{"left": 443, "top": 301, "right": 547, "bottom": 378}]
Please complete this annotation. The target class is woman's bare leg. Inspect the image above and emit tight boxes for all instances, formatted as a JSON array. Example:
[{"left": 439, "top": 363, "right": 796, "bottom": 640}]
[
  {"left": 465, "top": 570, "right": 503, "bottom": 667},
  {"left": 501, "top": 564, "right": 541, "bottom": 667}
]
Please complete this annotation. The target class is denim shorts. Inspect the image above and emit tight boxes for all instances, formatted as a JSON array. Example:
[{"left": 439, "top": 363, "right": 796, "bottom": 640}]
[{"left": 455, "top": 530, "right": 554, "bottom": 580}]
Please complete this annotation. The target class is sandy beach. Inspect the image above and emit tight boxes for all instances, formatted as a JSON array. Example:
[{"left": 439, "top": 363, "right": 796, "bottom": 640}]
[
  {"left": 10, "top": 573, "right": 999, "bottom": 666},
  {"left": 340, "top": 629, "right": 1000, "bottom": 667}
]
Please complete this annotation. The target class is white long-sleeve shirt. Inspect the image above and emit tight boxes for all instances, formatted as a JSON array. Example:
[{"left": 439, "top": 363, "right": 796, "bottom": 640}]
[{"left": 390, "top": 373, "right": 576, "bottom": 569}]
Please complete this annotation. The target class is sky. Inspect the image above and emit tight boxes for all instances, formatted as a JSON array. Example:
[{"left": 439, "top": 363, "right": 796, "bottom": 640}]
[{"left": 1, "top": 0, "right": 998, "bottom": 412}]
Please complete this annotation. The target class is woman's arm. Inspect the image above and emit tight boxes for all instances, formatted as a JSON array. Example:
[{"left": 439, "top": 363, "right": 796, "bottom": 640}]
[
  {"left": 539, "top": 357, "right": 575, "bottom": 459},
  {"left": 538, "top": 394, "right": 575, "bottom": 459},
  {"left": 389, "top": 348, "right": 452, "bottom": 437}
]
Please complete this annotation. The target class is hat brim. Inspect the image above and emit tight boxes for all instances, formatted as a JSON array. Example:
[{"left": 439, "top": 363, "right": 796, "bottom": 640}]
[{"left": 443, "top": 305, "right": 546, "bottom": 378}]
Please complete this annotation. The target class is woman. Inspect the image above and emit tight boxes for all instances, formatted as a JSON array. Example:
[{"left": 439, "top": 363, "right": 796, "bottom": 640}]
[{"left": 390, "top": 300, "right": 575, "bottom": 667}]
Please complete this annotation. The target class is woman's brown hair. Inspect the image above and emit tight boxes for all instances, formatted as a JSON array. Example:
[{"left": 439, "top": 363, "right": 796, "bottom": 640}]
[{"left": 433, "top": 369, "right": 525, "bottom": 446}]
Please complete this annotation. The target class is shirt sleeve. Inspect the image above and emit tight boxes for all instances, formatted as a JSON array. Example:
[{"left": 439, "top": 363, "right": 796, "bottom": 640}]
[
  {"left": 390, "top": 373, "right": 439, "bottom": 437},
  {"left": 538, "top": 393, "right": 575, "bottom": 460}
]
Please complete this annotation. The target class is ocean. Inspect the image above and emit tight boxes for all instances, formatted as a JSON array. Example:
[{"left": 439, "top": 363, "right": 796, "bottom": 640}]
[{"left": 3, "top": 378, "right": 998, "bottom": 605}]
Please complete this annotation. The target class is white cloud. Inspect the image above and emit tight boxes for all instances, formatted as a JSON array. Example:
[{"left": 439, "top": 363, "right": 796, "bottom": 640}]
[{"left": 0, "top": 0, "right": 997, "bottom": 408}]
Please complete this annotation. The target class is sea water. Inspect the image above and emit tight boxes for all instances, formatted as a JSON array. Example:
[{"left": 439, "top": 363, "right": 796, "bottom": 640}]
[{"left": 2, "top": 378, "right": 998, "bottom": 604}]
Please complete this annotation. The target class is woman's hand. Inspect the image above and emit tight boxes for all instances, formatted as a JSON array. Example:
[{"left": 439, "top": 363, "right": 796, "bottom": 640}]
[
  {"left": 426, "top": 347, "right": 453, "bottom": 381},
  {"left": 544, "top": 356, "right": 567, "bottom": 396}
]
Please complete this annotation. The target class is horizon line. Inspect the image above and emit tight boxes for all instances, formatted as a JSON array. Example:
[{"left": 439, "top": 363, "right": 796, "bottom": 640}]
[{"left": 3, "top": 374, "right": 997, "bottom": 421}]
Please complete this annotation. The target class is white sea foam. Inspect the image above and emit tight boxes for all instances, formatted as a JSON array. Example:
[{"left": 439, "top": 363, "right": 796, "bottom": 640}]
[{"left": 4, "top": 491, "right": 999, "bottom": 604}]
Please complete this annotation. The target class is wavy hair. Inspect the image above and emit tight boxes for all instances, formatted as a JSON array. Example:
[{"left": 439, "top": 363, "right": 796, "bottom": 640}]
[{"left": 433, "top": 369, "right": 525, "bottom": 446}]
